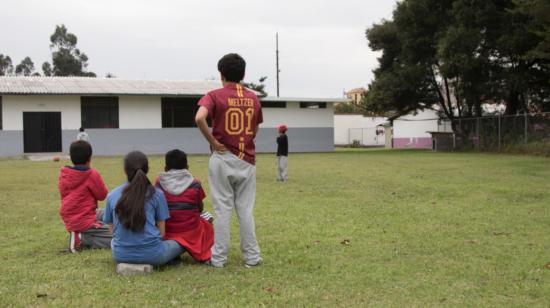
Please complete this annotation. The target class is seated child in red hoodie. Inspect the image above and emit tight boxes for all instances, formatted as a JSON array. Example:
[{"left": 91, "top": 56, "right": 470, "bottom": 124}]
[
  {"left": 156, "top": 149, "right": 214, "bottom": 262},
  {"left": 58, "top": 140, "right": 111, "bottom": 253}
]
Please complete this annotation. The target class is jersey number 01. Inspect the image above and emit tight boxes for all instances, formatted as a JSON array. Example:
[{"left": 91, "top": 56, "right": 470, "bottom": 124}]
[{"left": 225, "top": 107, "right": 255, "bottom": 136}]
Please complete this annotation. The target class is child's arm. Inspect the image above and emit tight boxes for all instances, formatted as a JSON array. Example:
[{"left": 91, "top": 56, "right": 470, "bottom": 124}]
[
  {"left": 89, "top": 171, "right": 108, "bottom": 201},
  {"left": 195, "top": 106, "right": 227, "bottom": 153},
  {"left": 104, "top": 196, "right": 114, "bottom": 234},
  {"left": 155, "top": 192, "right": 169, "bottom": 238},
  {"left": 157, "top": 221, "right": 166, "bottom": 238}
]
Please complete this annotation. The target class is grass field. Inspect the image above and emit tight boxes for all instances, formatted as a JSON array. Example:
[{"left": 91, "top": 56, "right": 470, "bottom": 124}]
[{"left": 1, "top": 149, "right": 550, "bottom": 306}]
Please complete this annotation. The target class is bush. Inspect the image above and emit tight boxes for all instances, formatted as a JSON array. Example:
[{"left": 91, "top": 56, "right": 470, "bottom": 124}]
[
  {"left": 501, "top": 141, "right": 550, "bottom": 156},
  {"left": 351, "top": 140, "right": 362, "bottom": 148}
]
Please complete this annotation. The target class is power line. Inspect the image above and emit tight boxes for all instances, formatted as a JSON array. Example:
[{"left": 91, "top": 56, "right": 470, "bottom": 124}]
[{"left": 276, "top": 32, "right": 280, "bottom": 98}]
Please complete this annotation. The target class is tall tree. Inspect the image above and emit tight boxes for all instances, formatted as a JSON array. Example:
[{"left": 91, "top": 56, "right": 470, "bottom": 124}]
[
  {"left": 243, "top": 76, "right": 268, "bottom": 97},
  {"left": 363, "top": 0, "right": 550, "bottom": 122},
  {"left": 42, "top": 62, "right": 52, "bottom": 76},
  {"left": 0, "top": 54, "right": 14, "bottom": 76},
  {"left": 15, "top": 57, "right": 36, "bottom": 76},
  {"left": 42, "top": 24, "right": 96, "bottom": 77}
]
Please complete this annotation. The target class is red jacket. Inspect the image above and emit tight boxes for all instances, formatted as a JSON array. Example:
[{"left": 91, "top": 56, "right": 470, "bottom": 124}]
[
  {"left": 58, "top": 166, "right": 108, "bottom": 232},
  {"left": 155, "top": 171, "right": 214, "bottom": 262}
]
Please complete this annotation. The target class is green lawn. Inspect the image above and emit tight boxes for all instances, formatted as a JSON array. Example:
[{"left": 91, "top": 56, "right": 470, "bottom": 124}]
[{"left": 1, "top": 149, "right": 550, "bottom": 306}]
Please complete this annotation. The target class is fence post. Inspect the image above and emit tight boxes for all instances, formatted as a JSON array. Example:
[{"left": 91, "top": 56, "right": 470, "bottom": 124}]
[
  {"left": 361, "top": 128, "right": 364, "bottom": 146},
  {"left": 348, "top": 128, "right": 350, "bottom": 145},
  {"left": 525, "top": 112, "right": 529, "bottom": 144},
  {"left": 498, "top": 115, "right": 501, "bottom": 151}
]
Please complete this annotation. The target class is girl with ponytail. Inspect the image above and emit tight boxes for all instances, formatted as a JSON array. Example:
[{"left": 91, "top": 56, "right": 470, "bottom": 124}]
[{"left": 103, "top": 151, "right": 185, "bottom": 266}]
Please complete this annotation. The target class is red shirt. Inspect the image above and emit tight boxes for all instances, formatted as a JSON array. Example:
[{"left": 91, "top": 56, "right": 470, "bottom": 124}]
[
  {"left": 156, "top": 178, "right": 214, "bottom": 262},
  {"left": 198, "top": 83, "right": 263, "bottom": 165},
  {"left": 58, "top": 166, "right": 108, "bottom": 232},
  {"left": 158, "top": 178, "right": 206, "bottom": 233}
]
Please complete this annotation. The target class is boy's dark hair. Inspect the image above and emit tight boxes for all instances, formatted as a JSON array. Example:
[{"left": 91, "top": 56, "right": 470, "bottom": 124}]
[
  {"left": 218, "top": 53, "right": 246, "bottom": 83},
  {"left": 70, "top": 140, "right": 92, "bottom": 165},
  {"left": 79, "top": 127, "right": 85, "bottom": 132},
  {"left": 165, "top": 149, "right": 188, "bottom": 171}
]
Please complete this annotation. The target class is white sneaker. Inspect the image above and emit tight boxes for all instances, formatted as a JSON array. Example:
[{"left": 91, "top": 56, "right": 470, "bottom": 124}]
[
  {"left": 68, "top": 231, "right": 81, "bottom": 253},
  {"left": 244, "top": 260, "right": 262, "bottom": 268},
  {"left": 203, "top": 260, "right": 224, "bottom": 268}
]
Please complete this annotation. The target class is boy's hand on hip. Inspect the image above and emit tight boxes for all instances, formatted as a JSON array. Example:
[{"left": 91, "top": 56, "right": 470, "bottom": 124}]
[{"left": 212, "top": 141, "right": 227, "bottom": 153}]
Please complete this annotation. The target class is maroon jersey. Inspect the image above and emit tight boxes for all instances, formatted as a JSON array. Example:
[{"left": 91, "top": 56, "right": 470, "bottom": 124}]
[{"left": 198, "top": 83, "right": 263, "bottom": 165}]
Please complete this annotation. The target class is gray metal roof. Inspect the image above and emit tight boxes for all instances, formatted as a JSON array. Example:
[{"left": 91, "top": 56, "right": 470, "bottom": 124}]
[
  {"left": 0, "top": 76, "right": 348, "bottom": 103},
  {"left": 0, "top": 76, "right": 221, "bottom": 96},
  {"left": 262, "top": 96, "right": 350, "bottom": 103}
]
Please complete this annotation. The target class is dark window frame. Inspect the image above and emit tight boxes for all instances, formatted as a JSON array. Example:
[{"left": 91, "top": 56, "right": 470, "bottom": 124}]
[
  {"left": 81, "top": 96, "right": 119, "bottom": 129},
  {"left": 161, "top": 97, "right": 201, "bottom": 128},
  {"left": 261, "top": 101, "right": 286, "bottom": 108},
  {"left": 300, "top": 102, "right": 327, "bottom": 109}
]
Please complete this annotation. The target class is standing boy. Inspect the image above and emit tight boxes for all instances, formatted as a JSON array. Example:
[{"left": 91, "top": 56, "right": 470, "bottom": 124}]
[
  {"left": 76, "top": 127, "right": 89, "bottom": 142},
  {"left": 195, "top": 53, "right": 262, "bottom": 268},
  {"left": 276, "top": 125, "right": 288, "bottom": 182}
]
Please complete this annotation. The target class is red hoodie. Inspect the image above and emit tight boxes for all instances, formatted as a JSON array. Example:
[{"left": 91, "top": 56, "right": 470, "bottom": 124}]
[{"left": 58, "top": 166, "right": 108, "bottom": 232}]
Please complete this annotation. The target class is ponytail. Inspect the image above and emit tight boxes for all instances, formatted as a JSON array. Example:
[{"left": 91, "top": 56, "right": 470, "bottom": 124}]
[{"left": 116, "top": 151, "right": 155, "bottom": 232}]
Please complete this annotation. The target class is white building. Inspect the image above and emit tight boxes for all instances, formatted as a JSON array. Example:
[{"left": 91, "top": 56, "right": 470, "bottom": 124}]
[
  {"left": 392, "top": 109, "right": 452, "bottom": 149},
  {"left": 333, "top": 114, "right": 387, "bottom": 146},
  {"left": 0, "top": 77, "right": 346, "bottom": 157}
]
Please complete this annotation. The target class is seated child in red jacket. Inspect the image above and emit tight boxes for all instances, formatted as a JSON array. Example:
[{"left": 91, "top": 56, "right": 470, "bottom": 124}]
[
  {"left": 156, "top": 149, "right": 214, "bottom": 262},
  {"left": 58, "top": 140, "right": 111, "bottom": 253}
]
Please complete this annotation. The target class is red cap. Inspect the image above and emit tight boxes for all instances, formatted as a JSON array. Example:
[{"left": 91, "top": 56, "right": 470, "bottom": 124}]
[{"left": 277, "top": 124, "right": 288, "bottom": 133}]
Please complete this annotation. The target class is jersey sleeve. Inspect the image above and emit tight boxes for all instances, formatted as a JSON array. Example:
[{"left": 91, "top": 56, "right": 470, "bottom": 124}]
[{"left": 198, "top": 93, "right": 216, "bottom": 116}]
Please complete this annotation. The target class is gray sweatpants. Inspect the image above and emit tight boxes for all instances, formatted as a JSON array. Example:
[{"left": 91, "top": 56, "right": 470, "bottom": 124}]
[
  {"left": 80, "top": 209, "right": 112, "bottom": 249},
  {"left": 209, "top": 152, "right": 261, "bottom": 266},
  {"left": 277, "top": 156, "right": 288, "bottom": 182}
]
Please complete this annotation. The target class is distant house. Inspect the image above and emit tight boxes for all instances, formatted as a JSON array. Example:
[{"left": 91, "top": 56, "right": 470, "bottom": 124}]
[
  {"left": 334, "top": 114, "right": 387, "bottom": 146},
  {"left": 345, "top": 87, "right": 367, "bottom": 106},
  {"left": 391, "top": 109, "right": 452, "bottom": 149},
  {"left": 0, "top": 77, "right": 347, "bottom": 157}
]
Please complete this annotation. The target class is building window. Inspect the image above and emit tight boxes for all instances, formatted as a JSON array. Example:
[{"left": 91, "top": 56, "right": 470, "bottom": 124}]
[
  {"left": 300, "top": 102, "right": 327, "bottom": 109},
  {"left": 81, "top": 96, "right": 119, "bottom": 128},
  {"left": 261, "top": 101, "right": 286, "bottom": 108},
  {"left": 162, "top": 97, "right": 200, "bottom": 128}
]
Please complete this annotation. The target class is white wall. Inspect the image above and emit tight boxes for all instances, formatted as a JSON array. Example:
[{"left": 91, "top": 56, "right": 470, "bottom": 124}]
[
  {"left": 119, "top": 96, "right": 162, "bottom": 129},
  {"left": 334, "top": 114, "right": 387, "bottom": 145},
  {"left": 2, "top": 96, "right": 335, "bottom": 131},
  {"left": 2, "top": 95, "right": 81, "bottom": 130},
  {"left": 262, "top": 102, "right": 334, "bottom": 128},
  {"left": 393, "top": 109, "right": 440, "bottom": 138}
]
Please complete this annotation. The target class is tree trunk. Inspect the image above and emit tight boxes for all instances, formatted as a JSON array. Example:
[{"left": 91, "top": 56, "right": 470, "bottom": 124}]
[{"left": 505, "top": 90, "right": 520, "bottom": 115}]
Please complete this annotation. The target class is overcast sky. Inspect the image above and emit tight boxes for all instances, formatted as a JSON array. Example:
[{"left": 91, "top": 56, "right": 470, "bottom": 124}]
[{"left": 1, "top": 0, "right": 396, "bottom": 98}]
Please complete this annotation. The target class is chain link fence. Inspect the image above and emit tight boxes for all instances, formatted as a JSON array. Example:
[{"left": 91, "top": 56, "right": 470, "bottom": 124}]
[
  {"left": 453, "top": 112, "right": 550, "bottom": 151},
  {"left": 348, "top": 127, "right": 385, "bottom": 147}
]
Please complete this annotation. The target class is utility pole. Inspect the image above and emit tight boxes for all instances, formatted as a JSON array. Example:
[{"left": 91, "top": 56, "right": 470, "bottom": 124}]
[{"left": 276, "top": 32, "right": 280, "bottom": 97}]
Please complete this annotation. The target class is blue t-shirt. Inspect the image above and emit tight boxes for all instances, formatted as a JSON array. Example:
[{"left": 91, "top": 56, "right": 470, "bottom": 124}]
[{"left": 103, "top": 184, "right": 170, "bottom": 264}]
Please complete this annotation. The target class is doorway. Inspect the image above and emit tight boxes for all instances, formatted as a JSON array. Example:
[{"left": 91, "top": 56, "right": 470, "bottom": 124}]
[{"left": 23, "top": 112, "right": 62, "bottom": 153}]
